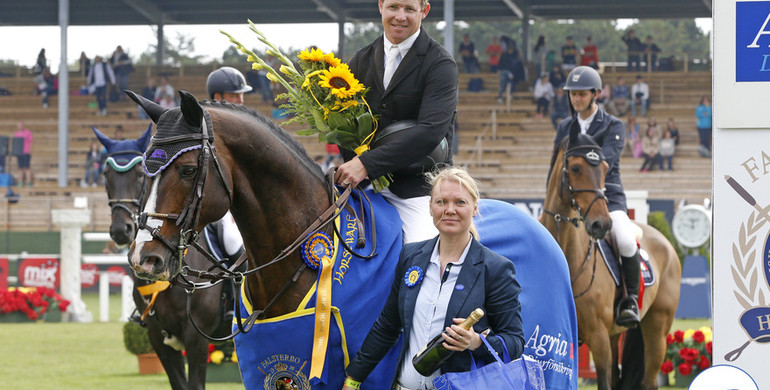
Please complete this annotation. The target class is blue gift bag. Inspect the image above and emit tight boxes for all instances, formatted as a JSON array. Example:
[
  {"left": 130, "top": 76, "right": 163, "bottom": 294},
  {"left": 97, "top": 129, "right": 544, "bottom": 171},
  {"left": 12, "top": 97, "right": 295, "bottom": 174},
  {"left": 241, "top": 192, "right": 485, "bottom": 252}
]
[{"left": 433, "top": 336, "right": 546, "bottom": 390}]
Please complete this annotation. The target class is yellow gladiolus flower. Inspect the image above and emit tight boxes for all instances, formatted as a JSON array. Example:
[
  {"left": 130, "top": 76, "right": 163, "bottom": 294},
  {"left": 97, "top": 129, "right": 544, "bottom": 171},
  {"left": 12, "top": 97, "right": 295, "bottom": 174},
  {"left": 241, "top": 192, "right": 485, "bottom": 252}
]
[
  {"left": 210, "top": 350, "right": 225, "bottom": 364},
  {"left": 266, "top": 73, "right": 281, "bottom": 83},
  {"left": 231, "top": 350, "right": 238, "bottom": 363},
  {"left": 280, "top": 65, "right": 293, "bottom": 75},
  {"left": 683, "top": 329, "right": 695, "bottom": 341},
  {"left": 318, "top": 64, "right": 364, "bottom": 100}
]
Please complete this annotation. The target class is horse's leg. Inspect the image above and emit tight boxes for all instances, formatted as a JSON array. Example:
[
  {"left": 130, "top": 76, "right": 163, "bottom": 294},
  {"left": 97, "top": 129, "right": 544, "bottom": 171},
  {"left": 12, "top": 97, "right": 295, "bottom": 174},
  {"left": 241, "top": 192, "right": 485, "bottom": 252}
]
[
  {"left": 638, "top": 300, "right": 677, "bottom": 390},
  {"left": 610, "top": 333, "right": 620, "bottom": 389},
  {"left": 147, "top": 320, "right": 188, "bottom": 390},
  {"left": 579, "top": 304, "right": 615, "bottom": 390},
  {"left": 185, "top": 285, "right": 226, "bottom": 390},
  {"left": 184, "top": 329, "right": 210, "bottom": 390}
]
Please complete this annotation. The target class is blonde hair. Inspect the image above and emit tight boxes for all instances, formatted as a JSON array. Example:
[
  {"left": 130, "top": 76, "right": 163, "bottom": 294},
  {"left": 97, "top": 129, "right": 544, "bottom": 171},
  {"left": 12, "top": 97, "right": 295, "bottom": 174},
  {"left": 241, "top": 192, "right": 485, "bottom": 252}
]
[{"left": 426, "top": 166, "right": 481, "bottom": 239}]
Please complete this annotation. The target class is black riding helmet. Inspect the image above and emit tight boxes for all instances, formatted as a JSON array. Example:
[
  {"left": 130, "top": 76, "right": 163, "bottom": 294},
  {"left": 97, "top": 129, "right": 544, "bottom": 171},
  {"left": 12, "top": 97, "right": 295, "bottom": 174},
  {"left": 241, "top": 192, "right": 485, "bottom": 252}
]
[
  {"left": 563, "top": 66, "right": 602, "bottom": 91},
  {"left": 563, "top": 66, "right": 602, "bottom": 116},
  {"left": 206, "top": 67, "right": 252, "bottom": 99}
]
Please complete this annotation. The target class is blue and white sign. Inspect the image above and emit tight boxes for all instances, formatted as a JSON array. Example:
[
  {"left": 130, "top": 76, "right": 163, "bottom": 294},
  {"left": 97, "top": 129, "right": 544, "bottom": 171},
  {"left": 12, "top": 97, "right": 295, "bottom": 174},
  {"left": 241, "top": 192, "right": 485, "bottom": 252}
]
[{"left": 736, "top": 1, "right": 770, "bottom": 81}]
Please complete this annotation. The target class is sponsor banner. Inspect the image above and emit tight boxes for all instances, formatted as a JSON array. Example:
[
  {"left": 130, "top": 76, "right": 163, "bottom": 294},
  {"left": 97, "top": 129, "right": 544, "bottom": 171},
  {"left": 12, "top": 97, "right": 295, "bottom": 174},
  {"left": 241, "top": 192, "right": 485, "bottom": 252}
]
[
  {"left": 0, "top": 258, "right": 7, "bottom": 290},
  {"left": 107, "top": 266, "right": 127, "bottom": 286},
  {"left": 81, "top": 264, "right": 99, "bottom": 289},
  {"left": 18, "top": 257, "right": 60, "bottom": 289}
]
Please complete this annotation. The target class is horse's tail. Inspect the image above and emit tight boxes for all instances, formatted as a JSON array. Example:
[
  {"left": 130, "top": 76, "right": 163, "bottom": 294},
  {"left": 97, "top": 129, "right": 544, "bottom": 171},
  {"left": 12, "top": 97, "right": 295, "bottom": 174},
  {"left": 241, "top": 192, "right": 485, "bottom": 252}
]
[{"left": 619, "top": 327, "right": 645, "bottom": 389}]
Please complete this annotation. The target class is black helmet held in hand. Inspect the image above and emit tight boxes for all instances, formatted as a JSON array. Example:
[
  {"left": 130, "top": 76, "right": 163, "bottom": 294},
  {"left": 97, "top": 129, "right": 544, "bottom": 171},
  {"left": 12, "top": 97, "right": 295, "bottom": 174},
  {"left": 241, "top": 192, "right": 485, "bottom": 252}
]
[
  {"left": 563, "top": 66, "right": 602, "bottom": 91},
  {"left": 206, "top": 66, "right": 252, "bottom": 99}
]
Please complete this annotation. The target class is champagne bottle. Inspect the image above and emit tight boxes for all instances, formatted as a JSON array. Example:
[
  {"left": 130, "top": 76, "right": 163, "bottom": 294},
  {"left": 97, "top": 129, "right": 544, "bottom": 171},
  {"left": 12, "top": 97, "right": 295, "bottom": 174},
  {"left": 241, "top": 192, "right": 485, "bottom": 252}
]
[{"left": 411, "top": 308, "right": 485, "bottom": 376}]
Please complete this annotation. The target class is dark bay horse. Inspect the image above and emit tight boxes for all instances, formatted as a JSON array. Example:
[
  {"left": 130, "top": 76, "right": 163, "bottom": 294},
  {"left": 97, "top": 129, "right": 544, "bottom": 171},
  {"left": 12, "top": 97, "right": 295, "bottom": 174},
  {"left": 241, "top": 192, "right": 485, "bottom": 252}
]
[
  {"left": 95, "top": 126, "right": 233, "bottom": 390},
  {"left": 124, "top": 90, "right": 580, "bottom": 389},
  {"left": 541, "top": 127, "right": 681, "bottom": 390}
]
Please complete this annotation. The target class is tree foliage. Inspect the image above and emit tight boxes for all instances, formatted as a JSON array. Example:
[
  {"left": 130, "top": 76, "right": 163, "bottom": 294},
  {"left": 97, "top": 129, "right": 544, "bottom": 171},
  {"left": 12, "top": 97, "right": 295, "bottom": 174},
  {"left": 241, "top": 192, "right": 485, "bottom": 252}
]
[
  {"left": 136, "top": 31, "right": 206, "bottom": 66},
  {"left": 342, "top": 18, "right": 710, "bottom": 64}
]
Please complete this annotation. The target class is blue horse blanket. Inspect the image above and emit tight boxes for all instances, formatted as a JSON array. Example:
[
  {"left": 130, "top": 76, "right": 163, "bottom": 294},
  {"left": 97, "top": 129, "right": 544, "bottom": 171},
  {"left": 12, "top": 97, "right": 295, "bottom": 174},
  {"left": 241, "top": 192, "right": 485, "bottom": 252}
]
[
  {"left": 233, "top": 195, "right": 578, "bottom": 390},
  {"left": 476, "top": 199, "right": 578, "bottom": 390},
  {"left": 233, "top": 189, "right": 403, "bottom": 390}
]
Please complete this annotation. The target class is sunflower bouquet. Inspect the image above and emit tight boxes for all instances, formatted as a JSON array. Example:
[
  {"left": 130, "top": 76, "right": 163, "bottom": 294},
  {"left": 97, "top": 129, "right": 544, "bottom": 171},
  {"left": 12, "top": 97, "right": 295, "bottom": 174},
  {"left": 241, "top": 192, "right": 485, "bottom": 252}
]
[{"left": 222, "top": 21, "right": 391, "bottom": 192}]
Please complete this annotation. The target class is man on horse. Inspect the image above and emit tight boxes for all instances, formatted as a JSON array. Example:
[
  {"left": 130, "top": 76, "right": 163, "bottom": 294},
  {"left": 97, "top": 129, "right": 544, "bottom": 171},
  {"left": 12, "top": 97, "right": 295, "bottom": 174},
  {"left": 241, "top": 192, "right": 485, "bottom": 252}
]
[
  {"left": 334, "top": 0, "right": 458, "bottom": 244},
  {"left": 206, "top": 66, "right": 252, "bottom": 105},
  {"left": 553, "top": 66, "right": 642, "bottom": 327}
]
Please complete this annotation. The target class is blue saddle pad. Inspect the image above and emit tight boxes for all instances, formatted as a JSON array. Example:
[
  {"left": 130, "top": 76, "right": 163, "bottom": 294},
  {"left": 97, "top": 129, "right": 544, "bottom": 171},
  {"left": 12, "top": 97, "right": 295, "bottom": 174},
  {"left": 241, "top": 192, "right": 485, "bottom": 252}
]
[{"left": 597, "top": 239, "right": 655, "bottom": 287}]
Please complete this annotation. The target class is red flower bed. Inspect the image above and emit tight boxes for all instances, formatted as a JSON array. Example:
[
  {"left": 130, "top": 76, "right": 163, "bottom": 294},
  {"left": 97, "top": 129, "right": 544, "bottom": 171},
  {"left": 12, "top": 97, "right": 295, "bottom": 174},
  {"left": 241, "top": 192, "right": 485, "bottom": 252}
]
[
  {"left": 661, "top": 327, "right": 712, "bottom": 377},
  {"left": 0, "top": 287, "right": 70, "bottom": 320}
]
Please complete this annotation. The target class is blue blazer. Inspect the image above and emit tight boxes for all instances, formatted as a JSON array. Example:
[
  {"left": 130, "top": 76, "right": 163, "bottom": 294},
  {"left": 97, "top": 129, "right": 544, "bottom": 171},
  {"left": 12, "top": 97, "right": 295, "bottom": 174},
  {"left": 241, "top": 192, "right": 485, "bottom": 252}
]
[{"left": 346, "top": 237, "right": 524, "bottom": 383}]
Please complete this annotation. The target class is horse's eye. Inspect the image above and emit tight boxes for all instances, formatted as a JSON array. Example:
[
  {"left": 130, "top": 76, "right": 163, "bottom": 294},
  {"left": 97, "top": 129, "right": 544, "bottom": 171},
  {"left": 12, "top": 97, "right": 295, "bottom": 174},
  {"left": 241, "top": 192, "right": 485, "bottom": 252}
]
[
  {"left": 570, "top": 165, "right": 581, "bottom": 174},
  {"left": 180, "top": 166, "right": 198, "bottom": 178}
]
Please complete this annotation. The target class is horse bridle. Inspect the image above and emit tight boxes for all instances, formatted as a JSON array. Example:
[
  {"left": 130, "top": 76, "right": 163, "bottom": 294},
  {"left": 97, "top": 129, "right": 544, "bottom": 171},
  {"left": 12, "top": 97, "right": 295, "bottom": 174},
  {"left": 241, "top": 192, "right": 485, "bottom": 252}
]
[
  {"left": 543, "top": 143, "right": 609, "bottom": 299},
  {"left": 105, "top": 152, "right": 147, "bottom": 230},
  {"left": 134, "top": 112, "right": 370, "bottom": 341}
]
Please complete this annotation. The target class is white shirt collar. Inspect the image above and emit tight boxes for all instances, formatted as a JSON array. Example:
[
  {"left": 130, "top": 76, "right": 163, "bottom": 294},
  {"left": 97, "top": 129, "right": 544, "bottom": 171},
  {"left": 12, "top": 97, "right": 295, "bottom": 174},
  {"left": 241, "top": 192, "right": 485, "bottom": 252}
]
[
  {"left": 577, "top": 107, "right": 598, "bottom": 134},
  {"left": 384, "top": 29, "right": 420, "bottom": 60}
]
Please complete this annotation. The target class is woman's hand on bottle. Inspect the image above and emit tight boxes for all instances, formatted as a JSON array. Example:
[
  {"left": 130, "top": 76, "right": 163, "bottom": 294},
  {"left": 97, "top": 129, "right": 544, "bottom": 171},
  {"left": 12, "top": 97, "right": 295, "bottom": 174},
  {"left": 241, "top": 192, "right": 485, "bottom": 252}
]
[{"left": 441, "top": 318, "right": 482, "bottom": 351}]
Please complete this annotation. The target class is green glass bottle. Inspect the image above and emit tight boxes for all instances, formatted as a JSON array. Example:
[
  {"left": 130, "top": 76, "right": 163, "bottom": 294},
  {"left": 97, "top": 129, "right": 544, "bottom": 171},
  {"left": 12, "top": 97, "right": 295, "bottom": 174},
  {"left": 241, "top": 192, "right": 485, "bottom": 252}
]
[{"left": 411, "top": 308, "right": 485, "bottom": 376}]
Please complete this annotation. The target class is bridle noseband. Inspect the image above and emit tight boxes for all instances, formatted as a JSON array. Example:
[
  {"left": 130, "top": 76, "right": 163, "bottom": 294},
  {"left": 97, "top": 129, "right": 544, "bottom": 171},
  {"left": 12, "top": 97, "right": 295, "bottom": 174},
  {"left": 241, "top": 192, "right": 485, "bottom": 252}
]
[{"left": 543, "top": 143, "right": 609, "bottom": 299}]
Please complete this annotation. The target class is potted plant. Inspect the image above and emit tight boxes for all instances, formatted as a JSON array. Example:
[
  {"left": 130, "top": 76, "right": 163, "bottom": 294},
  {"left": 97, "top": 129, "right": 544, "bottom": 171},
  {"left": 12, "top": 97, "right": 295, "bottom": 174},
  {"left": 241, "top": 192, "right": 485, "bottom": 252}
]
[
  {"left": 205, "top": 341, "right": 242, "bottom": 383},
  {"left": 660, "top": 327, "right": 713, "bottom": 387},
  {"left": 123, "top": 321, "right": 164, "bottom": 375}
]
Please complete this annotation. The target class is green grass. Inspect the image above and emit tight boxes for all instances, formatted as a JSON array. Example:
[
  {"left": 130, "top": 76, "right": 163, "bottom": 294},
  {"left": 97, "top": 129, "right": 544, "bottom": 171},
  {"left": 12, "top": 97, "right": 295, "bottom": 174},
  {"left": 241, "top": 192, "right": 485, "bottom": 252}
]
[
  {"left": 1, "top": 293, "right": 711, "bottom": 389},
  {"left": 0, "top": 293, "right": 242, "bottom": 390}
]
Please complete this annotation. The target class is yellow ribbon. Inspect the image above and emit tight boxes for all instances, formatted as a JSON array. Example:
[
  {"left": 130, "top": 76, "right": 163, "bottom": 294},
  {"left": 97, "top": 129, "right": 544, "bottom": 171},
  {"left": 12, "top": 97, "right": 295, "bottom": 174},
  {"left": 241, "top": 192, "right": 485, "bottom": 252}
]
[
  {"left": 136, "top": 281, "right": 171, "bottom": 321},
  {"left": 309, "top": 254, "right": 334, "bottom": 380},
  {"left": 354, "top": 145, "right": 370, "bottom": 155}
]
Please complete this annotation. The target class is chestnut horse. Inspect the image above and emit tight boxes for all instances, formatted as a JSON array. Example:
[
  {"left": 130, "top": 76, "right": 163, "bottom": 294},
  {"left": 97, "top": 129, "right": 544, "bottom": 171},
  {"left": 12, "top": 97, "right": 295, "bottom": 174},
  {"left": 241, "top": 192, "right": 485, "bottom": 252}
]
[
  {"left": 541, "top": 128, "right": 681, "bottom": 390},
  {"left": 95, "top": 126, "right": 233, "bottom": 390}
]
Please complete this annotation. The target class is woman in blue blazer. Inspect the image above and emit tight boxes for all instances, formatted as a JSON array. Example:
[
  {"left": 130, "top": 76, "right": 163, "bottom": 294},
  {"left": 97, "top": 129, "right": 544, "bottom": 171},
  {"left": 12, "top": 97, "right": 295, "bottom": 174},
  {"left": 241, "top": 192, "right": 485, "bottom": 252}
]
[{"left": 343, "top": 167, "right": 524, "bottom": 389}]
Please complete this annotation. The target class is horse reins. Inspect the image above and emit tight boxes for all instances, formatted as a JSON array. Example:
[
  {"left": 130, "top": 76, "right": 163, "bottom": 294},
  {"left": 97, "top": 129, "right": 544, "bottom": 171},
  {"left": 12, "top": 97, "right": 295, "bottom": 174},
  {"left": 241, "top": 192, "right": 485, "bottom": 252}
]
[
  {"left": 543, "top": 143, "right": 608, "bottom": 298},
  {"left": 134, "top": 108, "right": 376, "bottom": 341}
]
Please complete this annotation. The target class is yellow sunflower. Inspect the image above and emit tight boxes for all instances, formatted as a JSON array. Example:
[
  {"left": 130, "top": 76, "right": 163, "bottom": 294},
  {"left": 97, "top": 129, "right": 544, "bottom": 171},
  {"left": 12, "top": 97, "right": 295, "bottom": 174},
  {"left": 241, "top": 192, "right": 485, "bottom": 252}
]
[
  {"left": 324, "top": 53, "right": 342, "bottom": 67},
  {"left": 318, "top": 64, "right": 364, "bottom": 100},
  {"left": 298, "top": 47, "right": 326, "bottom": 62}
]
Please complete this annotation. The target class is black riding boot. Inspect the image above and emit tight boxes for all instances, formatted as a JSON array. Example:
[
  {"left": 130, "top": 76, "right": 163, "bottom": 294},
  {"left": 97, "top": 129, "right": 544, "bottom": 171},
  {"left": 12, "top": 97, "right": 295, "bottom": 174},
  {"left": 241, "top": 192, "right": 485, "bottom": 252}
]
[{"left": 616, "top": 250, "right": 641, "bottom": 327}]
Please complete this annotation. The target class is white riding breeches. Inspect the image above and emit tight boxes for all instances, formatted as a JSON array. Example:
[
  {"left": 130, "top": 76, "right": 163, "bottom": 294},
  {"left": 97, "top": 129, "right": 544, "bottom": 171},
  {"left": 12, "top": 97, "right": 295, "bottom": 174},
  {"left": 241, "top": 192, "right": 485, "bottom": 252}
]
[
  {"left": 379, "top": 189, "right": 438, "bottom": 244},
  {"left": 610, "top": 210, "right": 638, "bottom": 258},
  {"left": 218, "top": 211, "right": 244, "bottom": 256}
]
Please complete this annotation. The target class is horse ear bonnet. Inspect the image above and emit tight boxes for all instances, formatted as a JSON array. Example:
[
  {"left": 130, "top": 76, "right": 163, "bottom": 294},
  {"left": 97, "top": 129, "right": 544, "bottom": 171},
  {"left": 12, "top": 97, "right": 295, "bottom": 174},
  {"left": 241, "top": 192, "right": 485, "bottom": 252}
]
[
  {"left": 566, "top": 131, "right": 605, "bottom": 166},
  {"left": 143, "top": 90, "right": 214, "bottom": 177}
]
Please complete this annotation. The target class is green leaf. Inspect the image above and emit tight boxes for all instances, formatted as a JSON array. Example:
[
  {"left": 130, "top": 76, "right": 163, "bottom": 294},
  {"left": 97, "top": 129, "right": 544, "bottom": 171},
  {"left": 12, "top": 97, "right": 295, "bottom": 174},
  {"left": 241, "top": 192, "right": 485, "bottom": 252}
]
[
  {"left": 326, "top": 130, "right": 359, "bottom": 148},
  {"left": 355, "top": 112, "right": 374, "bottom": 140},
  {"left": 327, "top": 111, "right": 351, "bottom": 131},
  {"left": 296, "top": 129, "right": 318, "bottom": 136}
]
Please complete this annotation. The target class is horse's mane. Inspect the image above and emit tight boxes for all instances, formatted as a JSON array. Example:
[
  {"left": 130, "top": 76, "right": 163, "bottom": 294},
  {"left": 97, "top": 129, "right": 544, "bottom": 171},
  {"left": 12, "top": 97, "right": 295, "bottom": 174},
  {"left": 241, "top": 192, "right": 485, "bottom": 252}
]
[
  {"left": 548, "top": 136, "right": 570, "bottom": 174},
  {"left": 201, "top": 99, "right": 325, "bottom": 181}
]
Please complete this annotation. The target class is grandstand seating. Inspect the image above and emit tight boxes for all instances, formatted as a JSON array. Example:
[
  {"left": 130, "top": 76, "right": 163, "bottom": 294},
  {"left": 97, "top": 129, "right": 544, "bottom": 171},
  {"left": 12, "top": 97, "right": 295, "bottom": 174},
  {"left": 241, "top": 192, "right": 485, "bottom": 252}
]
[{"left": 0, "top": 66, "right": 712, "bottom": 231}]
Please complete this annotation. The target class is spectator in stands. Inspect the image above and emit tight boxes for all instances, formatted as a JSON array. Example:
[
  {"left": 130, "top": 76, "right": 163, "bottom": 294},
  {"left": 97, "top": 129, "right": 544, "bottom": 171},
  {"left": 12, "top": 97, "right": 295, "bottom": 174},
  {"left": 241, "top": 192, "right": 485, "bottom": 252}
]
[
  {"left": 138, "top": 77, "right": 156, "bottom": 120},
  {"left": 622, "top": 29, "right": 644, "bottom": 72},
  {"left": 33, "top": 49, "right": 47, "bottom": 77},
  {"left": 666, "top": 117, "right": 680, "bottom": 145},
  {"left": 695, "top": 95, "right": 712, "bottom": 158},
  {"left": 39, "top": 67, "right": 58, "bottom": 109},
  {"left": 644, "top": 36, "right": 662, "bottom": 71},
  {"left": 533, "top": 35, "right": 547, "bottom": 76},
  {"left": 580, "top": 36, "right": 599, "bottom": 69},
  {"left": 110, "top": 45, "right": 133, "bottom": 101},
  {"left": 459, "top": 34, "right": 479, "bottom": 73},
  {"left": 549, "top": 87, "right": 569, "bottom": 130},
  {"left": 533, "top": 73, "right": 554, "bottom": 119},
  {"left": 497, "top": 45, "right": 517, "bottom": 103},
  {"left": 13, "top": 121, "right": 33, "bottom": 187},
  {"left": 158, "top": 92, "right": 178, "bottom": 110},
  {"left": 79, "top": 51, "right": 91, "bottom": 78},
  {"left": 607, "top": 77, "right": 630, "bottom": 117},
  {"left": 87, "top": 55, "right": 116, "bottom": 116},
  {"left": 626, "top": 115, "right": 642, "bottom": 158},
  {"left": 660, "top": 128, "right": 675, "bottom": 170},
  {"left": 83, "top": 141, "right": 103, "bottom": 188},
  {"left": 154, "top": 76, "right": 175, "bottom": 105},
  {"left": 560, "top": 36, "right": 578, "bottom": 72},
  {"left": 549, "top": 65, "right": 565, "bottom": 89},
  {"left": 486, "top": 36, "right": 502, "bottom": 72},
  {"left": 597, "top": 82, "right": 611, "bottom": 108},
  {"left": 630, "top": 75, "right": 649, "bottom": 117},
  {"left": 639, "top": 125, "right": 661, "bottom": 172}
]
